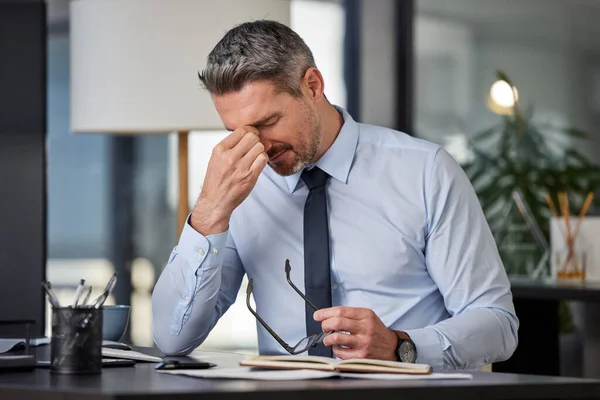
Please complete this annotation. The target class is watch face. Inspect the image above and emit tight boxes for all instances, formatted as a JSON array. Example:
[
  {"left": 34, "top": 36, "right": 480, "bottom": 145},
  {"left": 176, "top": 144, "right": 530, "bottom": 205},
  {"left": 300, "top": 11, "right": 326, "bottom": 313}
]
[{"left": 398, "top": 341, "right": 416, "bottom": 363}]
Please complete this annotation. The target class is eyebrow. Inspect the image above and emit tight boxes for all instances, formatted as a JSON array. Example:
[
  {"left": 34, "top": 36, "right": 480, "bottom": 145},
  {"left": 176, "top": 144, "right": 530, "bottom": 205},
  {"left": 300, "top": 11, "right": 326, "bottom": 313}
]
[{"left": 224, "top": 111, "right": 283, "bottom": 132}]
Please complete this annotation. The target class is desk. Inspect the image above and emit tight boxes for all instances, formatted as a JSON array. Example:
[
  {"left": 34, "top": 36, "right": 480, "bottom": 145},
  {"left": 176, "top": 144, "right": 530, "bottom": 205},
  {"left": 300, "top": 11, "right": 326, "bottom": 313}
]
[
  {"left": 494, "top": 278, "right": 600, "bottom": 377},
  {"left": 1, "top": 349, "right": 600, "bottom": 400}
]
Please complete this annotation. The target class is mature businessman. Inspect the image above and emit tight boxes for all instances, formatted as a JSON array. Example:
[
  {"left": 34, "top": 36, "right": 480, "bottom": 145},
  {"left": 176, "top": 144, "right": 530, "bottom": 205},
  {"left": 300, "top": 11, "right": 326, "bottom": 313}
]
[{"left": 152, "top": 20, "right": 518, "bottom": 371}]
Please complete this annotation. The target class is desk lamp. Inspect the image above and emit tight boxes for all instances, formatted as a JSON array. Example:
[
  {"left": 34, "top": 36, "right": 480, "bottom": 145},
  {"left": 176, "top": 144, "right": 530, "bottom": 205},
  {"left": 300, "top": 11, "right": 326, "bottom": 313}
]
[{"left": 70, "top": 0, "right": 291, "bottom": 234}]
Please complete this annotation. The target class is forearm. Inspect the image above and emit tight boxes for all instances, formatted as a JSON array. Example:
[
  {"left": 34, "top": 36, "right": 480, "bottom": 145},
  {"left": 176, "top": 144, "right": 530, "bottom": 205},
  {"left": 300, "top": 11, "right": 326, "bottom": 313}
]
[
  {"left": 151, "top": 252, "right": 223, "bottom": 356},
  {"left": 416, "top": 147, "right": 519, "bottom": 371},
  {"left": 151, "top": 224, "right": 242, "bottom": 356},
  {"left": 404, "top": 306, "right": 518, "bottom": 371}
]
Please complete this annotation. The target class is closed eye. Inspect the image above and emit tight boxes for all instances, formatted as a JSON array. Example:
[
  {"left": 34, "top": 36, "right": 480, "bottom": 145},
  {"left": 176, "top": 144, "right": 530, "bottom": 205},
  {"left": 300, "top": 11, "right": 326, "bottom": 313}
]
[{"left": 256, "top": 119, "right": 280, "bottom": 129}]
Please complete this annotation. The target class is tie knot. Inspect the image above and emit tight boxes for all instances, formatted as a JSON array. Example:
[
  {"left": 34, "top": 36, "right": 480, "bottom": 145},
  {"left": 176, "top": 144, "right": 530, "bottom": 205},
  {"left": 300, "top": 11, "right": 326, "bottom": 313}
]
[{"left": 301, "top": 167, "right": 329, "bottom": 190}]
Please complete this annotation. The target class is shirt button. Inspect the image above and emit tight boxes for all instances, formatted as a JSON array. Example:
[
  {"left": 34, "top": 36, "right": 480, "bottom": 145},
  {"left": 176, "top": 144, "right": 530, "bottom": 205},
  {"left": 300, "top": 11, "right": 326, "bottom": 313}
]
[
  {"left": 211, "top": 248, "right": 219, "bottom": 254},
  {"left": 183, "top": 294, "right": 190, "bottom": 301},
  {"left": 331, "top": 283, "right": 338, "bottom": 290},
  {"left": 197, "top": 249, "right": 206, "bottom": 256}
]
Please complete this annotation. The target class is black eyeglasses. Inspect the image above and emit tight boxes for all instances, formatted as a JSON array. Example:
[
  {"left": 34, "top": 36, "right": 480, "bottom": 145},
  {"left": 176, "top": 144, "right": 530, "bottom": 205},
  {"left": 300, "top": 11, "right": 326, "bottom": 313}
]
[{"left": 246, "top": 259, "right": 331, "bottom": 355}]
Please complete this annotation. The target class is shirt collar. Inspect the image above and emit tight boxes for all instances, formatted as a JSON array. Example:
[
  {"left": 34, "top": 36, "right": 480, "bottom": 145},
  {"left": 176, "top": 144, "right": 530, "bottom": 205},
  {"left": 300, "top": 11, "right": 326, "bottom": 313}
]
[{"left": 283, "top": 106, "right": 358, "bottom": 193}]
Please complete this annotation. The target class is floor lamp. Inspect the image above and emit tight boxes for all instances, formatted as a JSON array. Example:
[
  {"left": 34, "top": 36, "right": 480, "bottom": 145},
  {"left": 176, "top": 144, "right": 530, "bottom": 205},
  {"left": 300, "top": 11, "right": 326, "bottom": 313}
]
[{"left": 69, "top": 0, "right": 291, "bottom": 234}]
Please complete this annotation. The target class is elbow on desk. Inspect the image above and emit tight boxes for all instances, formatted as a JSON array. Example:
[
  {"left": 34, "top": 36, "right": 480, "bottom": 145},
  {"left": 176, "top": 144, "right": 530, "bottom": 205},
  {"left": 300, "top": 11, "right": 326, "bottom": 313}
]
[
  {"left": 152, "top": 331, "right": 197, "bottom": 357},
  {"left": 494, "top": 311, "right": 519, "bottom": 363},
  {"left": 494, "top": 333, "right": 518, "bottom": 364},
  {"left": 152, "top": 320, "right": 200, "bottom": 357}
]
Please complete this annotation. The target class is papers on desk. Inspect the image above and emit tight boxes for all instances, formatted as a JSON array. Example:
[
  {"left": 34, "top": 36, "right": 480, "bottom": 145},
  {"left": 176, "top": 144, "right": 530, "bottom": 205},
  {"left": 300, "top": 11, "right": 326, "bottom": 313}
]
[
  {"left": 158, "top": 367, "right": 473, "bottom": 381},
  {"left": 0, "top": 338, "right": 50, "bottom": 354},
  {"left": 101, "top": 347, "right": 162, "bottom": 363}
]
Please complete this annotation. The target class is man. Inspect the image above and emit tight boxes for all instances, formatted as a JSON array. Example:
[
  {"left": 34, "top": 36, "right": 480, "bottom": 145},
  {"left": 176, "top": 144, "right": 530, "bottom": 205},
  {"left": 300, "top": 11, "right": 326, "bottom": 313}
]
[{"left": 152, "top": 20, "right": 518, "bottom": 371}]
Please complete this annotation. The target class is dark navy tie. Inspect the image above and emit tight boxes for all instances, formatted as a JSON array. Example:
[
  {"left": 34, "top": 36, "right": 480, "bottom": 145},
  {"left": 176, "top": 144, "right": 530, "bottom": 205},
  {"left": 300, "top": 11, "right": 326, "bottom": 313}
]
[{"left": 301, "top": 166, "right": 333, "bottom": 357}]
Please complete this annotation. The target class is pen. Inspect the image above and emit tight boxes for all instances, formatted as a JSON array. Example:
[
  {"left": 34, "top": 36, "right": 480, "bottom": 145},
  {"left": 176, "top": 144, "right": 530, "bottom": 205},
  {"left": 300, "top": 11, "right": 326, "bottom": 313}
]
[
  {"left": 41, "top": 281, "right": 61, "bottom": 309},
  {"left": 73, "top": 279, "right": 85, "bottom": 307},
  {"left": 96, "top": 275, "right": 118, "bottom": 308},
  {"left": 80, "top": 286, "right": 93, "bottom": 307},
  {"left": 91, "top": 272, "right": 118, "bottom": 308}
]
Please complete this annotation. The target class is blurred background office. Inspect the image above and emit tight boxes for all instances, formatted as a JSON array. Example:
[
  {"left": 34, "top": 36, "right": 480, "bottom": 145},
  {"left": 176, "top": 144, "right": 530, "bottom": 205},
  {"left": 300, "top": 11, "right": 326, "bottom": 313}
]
[{"left": 4, "top": 0, "right": 600, "bottom": 370}]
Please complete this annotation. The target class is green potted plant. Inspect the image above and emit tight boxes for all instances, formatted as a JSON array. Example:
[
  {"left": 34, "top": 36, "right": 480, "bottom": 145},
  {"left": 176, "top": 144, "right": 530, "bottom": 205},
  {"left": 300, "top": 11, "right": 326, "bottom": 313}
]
[
  {"left": 462, "top": 71, "right": 600, "bottom": 278},
  {"left": 461, "top": 72, "right": 600, "bottom": 362}
]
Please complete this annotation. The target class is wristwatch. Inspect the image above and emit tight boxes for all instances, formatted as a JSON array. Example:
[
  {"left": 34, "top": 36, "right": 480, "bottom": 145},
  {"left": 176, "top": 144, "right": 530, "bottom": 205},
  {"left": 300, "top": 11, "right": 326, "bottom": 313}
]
[{"left": 394, "top": 331, "right": 417, "bottom": 363}]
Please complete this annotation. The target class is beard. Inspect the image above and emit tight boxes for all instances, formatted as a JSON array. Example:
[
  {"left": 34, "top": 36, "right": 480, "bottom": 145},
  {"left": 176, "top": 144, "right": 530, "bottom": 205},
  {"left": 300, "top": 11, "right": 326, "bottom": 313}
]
[{"left": 268, "top": 103, "right": 322, "bottom": 176}]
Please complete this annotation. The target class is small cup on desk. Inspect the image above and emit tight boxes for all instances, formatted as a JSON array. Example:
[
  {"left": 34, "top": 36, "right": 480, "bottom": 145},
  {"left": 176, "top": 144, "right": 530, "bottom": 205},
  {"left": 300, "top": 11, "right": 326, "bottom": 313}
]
[
  {"left": 554, "top": 248, "right": 587, "bottom": 284},
  {"left": 50, "top": 307, "right": 103, "bottom": 375},
  {"left": 102, "top": 305, "right": 131, "bottom": 342}
]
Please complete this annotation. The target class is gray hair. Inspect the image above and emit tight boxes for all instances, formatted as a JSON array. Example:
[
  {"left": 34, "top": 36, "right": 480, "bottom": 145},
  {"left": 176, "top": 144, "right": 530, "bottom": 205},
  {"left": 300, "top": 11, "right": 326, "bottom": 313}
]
[{"left": 198, "top": 20, "right": 316, "bottom": 97}]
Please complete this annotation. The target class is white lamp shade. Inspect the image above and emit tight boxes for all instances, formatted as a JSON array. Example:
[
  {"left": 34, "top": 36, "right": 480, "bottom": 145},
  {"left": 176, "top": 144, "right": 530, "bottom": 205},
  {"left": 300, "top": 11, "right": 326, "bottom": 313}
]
[{"left": 70, "top": 0, "right": 291, "bottom": 134}]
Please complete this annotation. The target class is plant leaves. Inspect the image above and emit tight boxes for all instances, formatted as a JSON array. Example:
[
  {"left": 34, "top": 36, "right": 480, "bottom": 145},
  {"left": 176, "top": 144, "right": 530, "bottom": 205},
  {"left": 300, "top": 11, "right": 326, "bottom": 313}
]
[
  {"left": 466, "top": 70, "right": 600, "bottom": 280},
  {"left": 564, "top": 128, "right": 589, "bottom": 139},
  {"left": 470, "top": 125, "right": 500, "bottom": 142},
  {"left": 496, "top": 70, "right": 514, "bottom": 87},
  {"left": 536, "top": 123, "right": 590, "bottom": 140}
]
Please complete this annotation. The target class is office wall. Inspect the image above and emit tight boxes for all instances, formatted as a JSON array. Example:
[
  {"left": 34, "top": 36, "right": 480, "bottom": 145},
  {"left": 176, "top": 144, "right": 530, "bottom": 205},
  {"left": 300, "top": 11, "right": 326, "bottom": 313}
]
[{"left": 0, "top": 0, "right": 46, "bottom": 334}]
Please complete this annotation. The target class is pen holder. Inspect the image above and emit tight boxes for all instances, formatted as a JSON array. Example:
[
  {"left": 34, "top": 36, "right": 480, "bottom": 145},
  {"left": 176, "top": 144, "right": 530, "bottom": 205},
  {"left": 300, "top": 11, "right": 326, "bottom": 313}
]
[{"left": 50, "top": 307, "right": 103, "bottom": 375}]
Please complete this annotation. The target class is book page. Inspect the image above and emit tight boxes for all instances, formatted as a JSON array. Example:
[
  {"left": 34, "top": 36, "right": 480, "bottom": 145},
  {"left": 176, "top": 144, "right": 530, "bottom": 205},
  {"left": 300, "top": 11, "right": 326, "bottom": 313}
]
[
  {"left": 240, "top": 355, "right": 432, "bottom": 374},
  {"left": 240, "top": 358, "right": 336, "bottom": 371},
  {"left": 336, "top": 363, "right": 431, "bottom": 375},
  {"left": 336, "top": 358, "right": 431, "bottom": 371},
  {"left": 243, "top": 354, "right": 335, "bottom": 365}
]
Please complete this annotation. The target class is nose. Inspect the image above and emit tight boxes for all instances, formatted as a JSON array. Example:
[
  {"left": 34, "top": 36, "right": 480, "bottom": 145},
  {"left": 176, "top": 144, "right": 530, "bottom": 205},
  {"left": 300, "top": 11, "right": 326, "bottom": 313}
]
[{"left": 260, "top": 139, "right": 273, "bottom": 153}]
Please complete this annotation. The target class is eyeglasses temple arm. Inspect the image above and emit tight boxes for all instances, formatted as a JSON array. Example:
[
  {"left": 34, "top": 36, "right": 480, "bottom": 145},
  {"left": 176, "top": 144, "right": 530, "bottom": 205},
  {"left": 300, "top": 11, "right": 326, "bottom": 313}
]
[
  {"left": 246, "top": 279, "right": 294, "bottom": 354},
  {"left": 285, "top": 259, "right": 318, "bottom": 311}
]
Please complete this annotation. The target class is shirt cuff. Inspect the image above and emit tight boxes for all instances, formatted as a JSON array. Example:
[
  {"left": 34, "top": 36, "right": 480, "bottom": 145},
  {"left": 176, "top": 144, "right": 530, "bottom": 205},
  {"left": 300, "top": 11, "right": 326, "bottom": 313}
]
[
  {"left": 175, "top": 215, "right": 229, "bottom": 274},
  {"left": 403, "top": 326, "right": 444, "bottom": 369}
]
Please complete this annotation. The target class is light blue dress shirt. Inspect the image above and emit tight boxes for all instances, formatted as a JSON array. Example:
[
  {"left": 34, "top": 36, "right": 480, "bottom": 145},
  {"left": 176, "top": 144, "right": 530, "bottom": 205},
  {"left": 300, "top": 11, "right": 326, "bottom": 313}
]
[{"left": 152, "top": 107, "right": 519, "bottom": 371}]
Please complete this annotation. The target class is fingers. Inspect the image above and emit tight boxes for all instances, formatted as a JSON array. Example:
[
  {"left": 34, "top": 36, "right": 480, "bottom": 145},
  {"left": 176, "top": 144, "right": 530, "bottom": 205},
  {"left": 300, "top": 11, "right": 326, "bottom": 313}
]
[
  {"left": 314, "top": 306, "right": 371, "bottom": 322},
  {"left": 332, "top": 345, "right": 376, "bottom": 360},
  {"left": 323, "top": 332, "right": 359, "bottom": 349},
  {"left": 325, "top": 332, "right": 387, "bottom": 360},
  {"left": 320, "top": 316, "right": 362, "bottom": 334},
  {"left": 332, "top": 346, "right": 359, "bottom": 360},
  {"left": 249, "top": 151, "right": 269, "bottom": 176},
  {"left": 230, "top": 129, "right": 261, "bottom": 160},
  {"left": 240, "top": 141, "right": 266, "bottom": 170},
  {"left": 219, "top": 126, "right": 259, "bottom": 150}
]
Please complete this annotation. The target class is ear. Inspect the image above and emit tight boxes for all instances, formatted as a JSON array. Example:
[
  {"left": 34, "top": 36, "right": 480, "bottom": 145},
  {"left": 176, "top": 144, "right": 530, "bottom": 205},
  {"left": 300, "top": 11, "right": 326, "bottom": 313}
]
[{"left": 302, "top": 67, "right": 325, "bottom": 103}]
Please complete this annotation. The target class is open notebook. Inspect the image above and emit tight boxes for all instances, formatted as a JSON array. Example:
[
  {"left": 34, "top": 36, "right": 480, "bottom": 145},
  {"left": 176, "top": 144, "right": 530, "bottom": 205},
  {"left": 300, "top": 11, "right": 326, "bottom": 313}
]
[{"left": 239, "top": 355, "right": 432, "bottom": 375}]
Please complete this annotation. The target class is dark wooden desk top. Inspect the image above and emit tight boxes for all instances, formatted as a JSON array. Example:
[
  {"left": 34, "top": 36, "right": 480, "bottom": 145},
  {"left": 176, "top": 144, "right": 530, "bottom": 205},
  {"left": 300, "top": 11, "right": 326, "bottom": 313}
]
[
  {"left": 1, "top": 349, "right": 600, "bottom": 400},
  {"left": 510, "top": 277, "right": 600, "bottom": 302}
]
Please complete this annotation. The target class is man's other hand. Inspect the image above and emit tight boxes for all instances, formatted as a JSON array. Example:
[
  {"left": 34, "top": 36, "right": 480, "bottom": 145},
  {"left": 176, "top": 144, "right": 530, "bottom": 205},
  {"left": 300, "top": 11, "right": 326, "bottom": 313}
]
[{"left": 314, "top": 306, "right": 398, "bottom": 360}]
